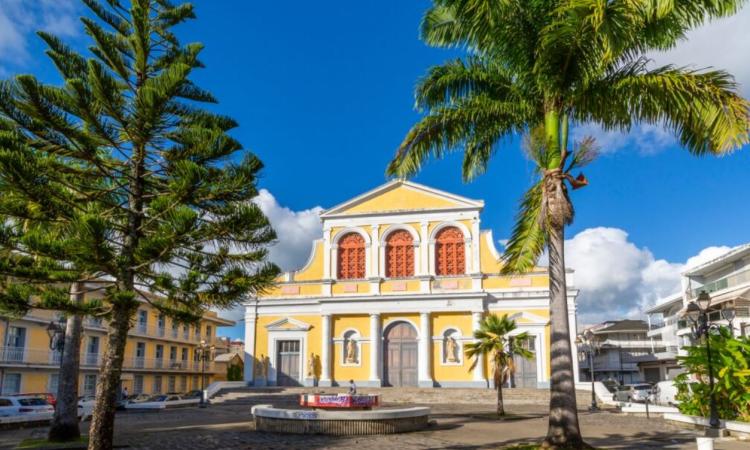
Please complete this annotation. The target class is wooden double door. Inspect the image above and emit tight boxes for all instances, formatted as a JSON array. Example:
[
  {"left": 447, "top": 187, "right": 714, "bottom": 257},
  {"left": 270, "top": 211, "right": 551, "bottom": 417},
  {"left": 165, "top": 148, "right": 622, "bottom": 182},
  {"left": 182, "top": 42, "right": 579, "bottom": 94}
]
[
  {"left": 276, "top": 340, "right": 301, "bottom": 386},
  {"left": 383, "top": 322, "right": 418, "bottom": 387},
  {"left": 511, "top": 336, "right": 537, "bottom": 388}
]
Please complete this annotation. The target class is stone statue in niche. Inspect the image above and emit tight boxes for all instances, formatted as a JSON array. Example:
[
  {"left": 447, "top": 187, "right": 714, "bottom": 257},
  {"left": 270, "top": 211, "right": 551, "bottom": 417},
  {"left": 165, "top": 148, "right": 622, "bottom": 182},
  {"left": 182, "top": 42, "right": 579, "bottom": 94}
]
[
  {"left": 446, "top": 336, "right": 458, "bottom": 363},
  {"left": 345, "top": 338, "right": 357, "bottom": 363},
  {"left": 307, "top": 353, "right": 315, "bottom": 377}
]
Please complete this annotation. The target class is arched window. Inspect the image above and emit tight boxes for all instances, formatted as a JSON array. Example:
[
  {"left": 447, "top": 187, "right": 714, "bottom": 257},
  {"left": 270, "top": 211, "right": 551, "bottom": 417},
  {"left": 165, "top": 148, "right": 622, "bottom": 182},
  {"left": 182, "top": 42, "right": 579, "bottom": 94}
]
[
  {"left": 385, "top": 230, "right": 414, "bottom": 278},
  {"left": 337, "top": 232, "right": 365, "bottom": 279},
  {"left": 435, "top": 226, "right": 465, "bottom": 276}
]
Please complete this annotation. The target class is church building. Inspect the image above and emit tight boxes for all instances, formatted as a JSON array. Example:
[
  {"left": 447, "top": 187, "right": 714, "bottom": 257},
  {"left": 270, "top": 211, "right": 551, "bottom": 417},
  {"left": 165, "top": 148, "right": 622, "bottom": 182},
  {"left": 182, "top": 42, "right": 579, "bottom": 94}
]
[{"left": 243, "top": 180, "right": 579, "bottom": 388}]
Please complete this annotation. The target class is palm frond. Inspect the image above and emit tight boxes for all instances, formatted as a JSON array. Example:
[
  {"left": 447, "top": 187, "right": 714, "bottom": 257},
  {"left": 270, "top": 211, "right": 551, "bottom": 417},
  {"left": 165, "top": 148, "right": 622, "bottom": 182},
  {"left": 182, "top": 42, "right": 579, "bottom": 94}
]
[{"left": 500, "top": 181, "right": 546, "bottom": 275}]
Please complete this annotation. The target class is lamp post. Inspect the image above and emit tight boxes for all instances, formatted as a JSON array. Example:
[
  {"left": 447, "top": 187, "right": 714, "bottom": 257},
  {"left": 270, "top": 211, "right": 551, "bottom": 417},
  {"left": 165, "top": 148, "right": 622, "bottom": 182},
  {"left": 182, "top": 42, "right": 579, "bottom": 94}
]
[
  {"left": 579, "top": 329, "right": 599, "bottom": 412},
  {"left": 46, "top": 318, "right": 66, "bottom": 353},
  {"left": 685, "top": 291, "right": 736, "bottom": 436},
  {"left": 196, "top": 340, "right": 215, "bottom": 408}
]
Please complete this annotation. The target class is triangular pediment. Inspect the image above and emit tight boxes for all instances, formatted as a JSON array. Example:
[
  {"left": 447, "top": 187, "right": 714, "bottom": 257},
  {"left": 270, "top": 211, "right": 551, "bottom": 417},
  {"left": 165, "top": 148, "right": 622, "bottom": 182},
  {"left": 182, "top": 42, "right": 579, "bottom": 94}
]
[
  {"left": 321, "top": 180, "right": 483, "bottom": 217},
  {"left": 265, "top": 317, "right": 312, "bottom": 331},
  {"left": 508, "top": 311, "right": 549, "bottom": 325}
]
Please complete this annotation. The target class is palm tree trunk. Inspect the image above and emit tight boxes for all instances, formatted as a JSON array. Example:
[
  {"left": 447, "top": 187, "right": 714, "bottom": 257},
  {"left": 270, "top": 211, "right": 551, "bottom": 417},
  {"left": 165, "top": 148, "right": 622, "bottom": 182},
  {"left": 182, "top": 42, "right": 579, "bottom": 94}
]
[
  {"left": 497, "top": 381, "right": 505, "bottom": 417},
  {"left": 544, "top": 222, "right": 584, "bottom": 448},
  {"left": 48, "top": 283, "right": 83, "bottom": 442},
  {"left": 87, "top": 302, "right": 132, "bottom": 450}
]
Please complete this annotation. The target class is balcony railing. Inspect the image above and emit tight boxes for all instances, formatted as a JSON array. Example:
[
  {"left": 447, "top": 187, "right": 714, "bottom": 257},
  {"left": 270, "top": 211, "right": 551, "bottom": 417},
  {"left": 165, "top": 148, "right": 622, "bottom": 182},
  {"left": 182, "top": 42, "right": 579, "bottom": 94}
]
[
  {"left": 1, "top": 347, "right": 217, "bottom": 372},
  {"left": 691, "top": 267, "right": 750, "bottom": 298}
]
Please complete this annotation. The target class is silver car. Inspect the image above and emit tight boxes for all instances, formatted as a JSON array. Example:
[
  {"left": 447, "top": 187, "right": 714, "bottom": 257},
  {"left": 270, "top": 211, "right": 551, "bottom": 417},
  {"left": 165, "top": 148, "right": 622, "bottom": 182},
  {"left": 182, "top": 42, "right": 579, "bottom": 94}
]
[{"left": 0, "top": 396, "right": 54, "bottom": 416}]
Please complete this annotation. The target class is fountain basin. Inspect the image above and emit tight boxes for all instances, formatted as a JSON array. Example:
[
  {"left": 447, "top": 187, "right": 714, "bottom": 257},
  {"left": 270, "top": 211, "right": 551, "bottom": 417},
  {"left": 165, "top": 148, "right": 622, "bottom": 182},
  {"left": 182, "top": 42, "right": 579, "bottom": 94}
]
[{"left": 251, "top": 404, "right": 430, "bottom": 435}]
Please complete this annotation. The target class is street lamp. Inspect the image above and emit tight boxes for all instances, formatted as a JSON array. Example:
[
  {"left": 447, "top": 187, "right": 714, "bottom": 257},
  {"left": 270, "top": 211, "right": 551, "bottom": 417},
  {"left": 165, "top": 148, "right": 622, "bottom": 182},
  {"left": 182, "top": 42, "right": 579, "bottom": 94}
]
[
  {"left": 46, "top": 318, "right": 66, "bottom": 352},
  {"left": 195, "top": 340, "right": 215, "bottom": 408},
  {"left": 579, "top": 329, "right": 599, "bottom": 412},
  {"left": 685, "top": 291, "right": 735, "bottom": 436}
]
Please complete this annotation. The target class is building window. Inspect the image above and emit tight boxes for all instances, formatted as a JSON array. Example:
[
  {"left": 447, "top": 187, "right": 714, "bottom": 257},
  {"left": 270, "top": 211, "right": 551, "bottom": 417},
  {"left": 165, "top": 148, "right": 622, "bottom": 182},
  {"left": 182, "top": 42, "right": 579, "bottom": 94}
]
[
  {"left": 153, "top": 376, "right": 162, "bottom": 394},
  {"left": 135, "top": 342, "right": 146, "bottom": 368},
  {"left": 83, "top": 374, "right": 97, "bottom": 396},
  {"left": 133, "top": 375, "right": 144, "bottom": 394},
  {"left": 181, "top": 348, "right": 188, "bottom": 367},
  {"left": 167, "top": 376, "right": 176, "bottom": 393},
  {"left": 206, "top": 325, "right": 212, "bottom": 343},
  {"left": 155, "top": 345, "right": 164, "bottom": 369},
  {"left": 183, "top": 325, "right": 189, "bottom": 340},
  {"left": 169, "top": 346, "right": 177, "bottom": 367},
  {"left": 157, "top": 314, "right": 166, "bottom": 336},
  {"left": 171, "top": 321, "right": 179, "bottom": 338},
  {"left": 137, "top": 310, "right": 148, "bottom": 333},
  {"left": 48, "top": 373, "right": 60, "bottom": 394},
  {"left": 86, "top": 336, "right": 100, "bottom": 365},
  {"left": 195, "top": 325, "right": 201, "bottom": 341},
  {"left": 2, "top": 373, "right": 21, "bottom": 395},
  {"left": 5, "top": 327, "right": 26, "bottom": 362},
  {"left": 180, "top": 376, "right": 187, "bottom": 393},
  {"left": 435, "top": 226, "right": 465, "bottom": 276},
  {"left": 337, "top": 232, "right": 366, "bottom": 279},
  {"left": 385, "top": 230, "right": 415, "bottom": 278},
  {"left": 192, "top": 375, "right": 199, "bottom": 390}
]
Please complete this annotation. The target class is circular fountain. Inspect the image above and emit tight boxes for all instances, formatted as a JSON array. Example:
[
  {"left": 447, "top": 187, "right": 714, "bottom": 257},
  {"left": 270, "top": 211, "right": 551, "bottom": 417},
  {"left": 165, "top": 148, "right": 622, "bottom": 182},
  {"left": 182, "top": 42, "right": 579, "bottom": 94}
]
[{"left": 251, "top": 393, "right": 431, "bottom": 435}]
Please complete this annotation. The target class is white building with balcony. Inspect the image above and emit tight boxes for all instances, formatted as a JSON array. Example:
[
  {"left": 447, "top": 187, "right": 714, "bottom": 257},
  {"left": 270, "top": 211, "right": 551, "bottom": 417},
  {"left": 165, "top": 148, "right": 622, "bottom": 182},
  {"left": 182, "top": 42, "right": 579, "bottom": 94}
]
[{"left": 642, "top": 243, "right": 750, "bottom": 381}]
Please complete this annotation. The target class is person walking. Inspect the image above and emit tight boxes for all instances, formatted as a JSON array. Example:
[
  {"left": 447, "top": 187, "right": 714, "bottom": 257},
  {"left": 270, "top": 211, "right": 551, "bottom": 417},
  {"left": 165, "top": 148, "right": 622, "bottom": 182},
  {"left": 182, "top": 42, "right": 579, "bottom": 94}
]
[{"left": 348, "top": 379, "right": 357, "bottom": 395}]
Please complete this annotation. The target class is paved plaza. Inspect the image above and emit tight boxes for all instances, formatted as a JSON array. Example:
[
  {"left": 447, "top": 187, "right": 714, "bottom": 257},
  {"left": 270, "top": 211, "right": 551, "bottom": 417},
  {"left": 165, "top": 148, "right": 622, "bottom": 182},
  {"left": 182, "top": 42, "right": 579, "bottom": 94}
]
[{"left": 0, "top": 392, "right": 747, "bottom": 450}]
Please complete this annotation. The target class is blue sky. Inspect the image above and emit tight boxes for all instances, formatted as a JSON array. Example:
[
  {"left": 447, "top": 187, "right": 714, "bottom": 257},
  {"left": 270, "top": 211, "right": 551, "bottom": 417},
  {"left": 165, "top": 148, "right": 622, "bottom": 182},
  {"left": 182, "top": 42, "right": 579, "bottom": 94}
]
[{"left": 1, "top": 0, "right": 749, "bottom": 338}]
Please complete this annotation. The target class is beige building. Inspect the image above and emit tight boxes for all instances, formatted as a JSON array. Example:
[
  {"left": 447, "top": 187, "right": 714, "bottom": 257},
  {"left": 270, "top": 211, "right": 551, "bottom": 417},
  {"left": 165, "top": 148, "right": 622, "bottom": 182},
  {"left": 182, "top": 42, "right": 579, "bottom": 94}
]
[{"left": 0, "top": 295, "right": 234, "bottom": 397}]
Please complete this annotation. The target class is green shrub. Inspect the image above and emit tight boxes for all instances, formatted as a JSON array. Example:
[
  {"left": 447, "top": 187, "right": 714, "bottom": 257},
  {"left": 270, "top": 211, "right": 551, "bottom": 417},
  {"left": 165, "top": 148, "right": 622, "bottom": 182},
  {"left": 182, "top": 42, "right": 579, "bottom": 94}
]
[{"left": 674, "top": 327, "right": 750, "bottom": 422}]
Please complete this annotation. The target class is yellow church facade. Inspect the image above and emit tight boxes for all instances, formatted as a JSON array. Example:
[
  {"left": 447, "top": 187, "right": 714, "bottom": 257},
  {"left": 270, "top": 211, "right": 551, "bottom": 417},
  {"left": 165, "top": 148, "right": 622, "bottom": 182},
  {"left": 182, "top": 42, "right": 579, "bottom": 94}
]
[{"left": 243, "top": 181, "right": 579, "bottom": 388}]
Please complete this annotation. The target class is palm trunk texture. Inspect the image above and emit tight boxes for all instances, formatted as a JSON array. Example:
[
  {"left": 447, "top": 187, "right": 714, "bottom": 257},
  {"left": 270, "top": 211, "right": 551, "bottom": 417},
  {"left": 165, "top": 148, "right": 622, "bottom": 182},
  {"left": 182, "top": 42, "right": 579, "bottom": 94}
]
[
  {"left": 48, "top": 283, "right": 83, "bottom": 441},
  {"left": 543, "top": 223, "right": 584, "bottom": 449}
]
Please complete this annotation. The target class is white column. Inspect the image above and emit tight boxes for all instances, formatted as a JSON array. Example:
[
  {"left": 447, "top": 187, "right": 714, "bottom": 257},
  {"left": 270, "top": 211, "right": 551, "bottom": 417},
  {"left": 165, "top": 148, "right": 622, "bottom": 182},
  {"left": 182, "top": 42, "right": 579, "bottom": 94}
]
[
  {"left": 419, "top": 222, "right": 429, "bottom": 275},
  {"left": 371, "top": 226, "right": 380, "bottom": 278},
  {"left": 471, "top": 218, "right": 481, "bottom": 273},
  {"left": 568, "top": 297, "right": 580, "bottom": 384},
  {"left": 369, "top": 313, "right": 381, "bottom": 386},
  {"left": 320, "top": 314, "right": 332, "bottom": 386},
  {"left": 418, "top": 312, "right": 433, "bottom": 387},
  {"left": 243, "top": 305, "right": 257, "bottom": 384},
  {"left": 472, "top": 311, "right": 486, "bottom": 385}
]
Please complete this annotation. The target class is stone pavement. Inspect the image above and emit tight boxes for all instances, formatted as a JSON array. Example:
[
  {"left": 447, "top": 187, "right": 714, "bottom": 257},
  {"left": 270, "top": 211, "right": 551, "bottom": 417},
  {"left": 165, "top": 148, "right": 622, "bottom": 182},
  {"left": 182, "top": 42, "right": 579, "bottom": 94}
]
[{"left": 0, "top": 392, "right": 747, "bottom": 449}]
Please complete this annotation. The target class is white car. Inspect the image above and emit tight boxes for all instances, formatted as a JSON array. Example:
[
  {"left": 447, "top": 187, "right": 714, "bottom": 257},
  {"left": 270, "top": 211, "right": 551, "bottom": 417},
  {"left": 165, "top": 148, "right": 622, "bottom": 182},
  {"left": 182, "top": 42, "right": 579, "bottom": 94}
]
[
  {"left": 0, "top": 396, "right": 54, "bottom": 417},
  {"left": 655, "top": 380, "right": 680, "bottom": 406}
]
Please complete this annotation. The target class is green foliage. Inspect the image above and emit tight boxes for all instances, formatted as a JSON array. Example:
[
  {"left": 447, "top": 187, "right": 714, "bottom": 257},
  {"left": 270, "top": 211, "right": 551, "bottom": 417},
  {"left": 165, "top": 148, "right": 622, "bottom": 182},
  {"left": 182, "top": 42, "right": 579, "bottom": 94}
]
[
  {"left": 0, "top": 0, "right": 280, "bottom": 320},
  {"left": 386, "top": 0, "right": 749, "bottom": 275},
  {"left": 674, "top": 328, "right": 750, "bottom": 422},
  {"left": 227, "top": 363, "right": 243, "bottom": 382},
  {"left": 465, "top": 314, "right": 533, "bottom": 392}
]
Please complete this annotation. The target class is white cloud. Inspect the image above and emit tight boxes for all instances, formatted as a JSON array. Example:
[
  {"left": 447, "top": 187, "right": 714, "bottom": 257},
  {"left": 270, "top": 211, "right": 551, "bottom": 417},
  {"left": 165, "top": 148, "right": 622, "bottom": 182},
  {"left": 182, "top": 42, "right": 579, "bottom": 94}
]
[
  {"left": 0, "top": 0, "right": 79, "bottom": 70},
  {"left": 573, "top": 5, "right": 750, "bottom": 155},
  {"left": 566, "top": 227, "right": 732, "bottom": 325},
  {"left": 217, "top": 190, "right": 324, "bottom": 323}
]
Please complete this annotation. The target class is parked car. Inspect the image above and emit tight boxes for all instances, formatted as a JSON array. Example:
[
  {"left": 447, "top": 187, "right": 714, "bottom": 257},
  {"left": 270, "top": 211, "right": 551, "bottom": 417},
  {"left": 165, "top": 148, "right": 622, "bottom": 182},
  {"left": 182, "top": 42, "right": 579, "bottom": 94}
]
[
  {"left": 183, "top": 390, "right": 202, "bottom": 399},
  {"left": 148, "top": 394, "right": 182, "bottom": 403},
  {"left": 11, "top": 392, "right": 56, "bottom": 407},
  {"left": 613, "top": 384, "right": 655, "bottom": 403},
  {"left": 654, "top": 380, "right": 679, "bottom": 406},
  {"left": 0, "top": 396, "right": 54, "bottom": 417},
  {"left": 125, "top": 393, "right": 151, "bottom": 404}
]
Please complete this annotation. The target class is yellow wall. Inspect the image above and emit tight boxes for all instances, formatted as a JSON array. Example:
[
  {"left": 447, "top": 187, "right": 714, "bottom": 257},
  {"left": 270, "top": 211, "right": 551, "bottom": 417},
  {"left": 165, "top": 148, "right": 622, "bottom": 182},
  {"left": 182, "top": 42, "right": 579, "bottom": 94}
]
[
  {"left": 331, "top": 314, "right": 371, "bottom": 382},
  {"left": 294, "top": 241, "right": 324, "bottom": 281}
]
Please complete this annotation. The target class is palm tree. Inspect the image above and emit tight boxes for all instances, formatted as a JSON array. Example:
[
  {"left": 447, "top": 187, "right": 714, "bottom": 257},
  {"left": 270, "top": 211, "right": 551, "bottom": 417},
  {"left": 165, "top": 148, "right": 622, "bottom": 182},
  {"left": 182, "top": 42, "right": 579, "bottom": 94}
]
[
  {"left": 465, "top": 314, "right": 533, "bottom": 417},
  {"left": 386, "top": 1, "right": 749, "bottom": 447}
]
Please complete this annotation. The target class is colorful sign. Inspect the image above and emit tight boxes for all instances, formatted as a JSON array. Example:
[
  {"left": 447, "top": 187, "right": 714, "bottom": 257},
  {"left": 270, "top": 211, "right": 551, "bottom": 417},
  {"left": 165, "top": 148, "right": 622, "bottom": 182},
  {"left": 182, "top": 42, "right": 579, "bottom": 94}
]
[{"left": 299, "top": 394, "right": 380, "bottom": 409}]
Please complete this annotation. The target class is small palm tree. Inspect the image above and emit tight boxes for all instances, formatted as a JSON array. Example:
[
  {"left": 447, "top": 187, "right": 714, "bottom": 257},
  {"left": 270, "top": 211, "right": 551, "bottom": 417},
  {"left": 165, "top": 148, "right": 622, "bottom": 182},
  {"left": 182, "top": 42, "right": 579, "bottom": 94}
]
[{"left": 465, "top": 314, "right": 533, "bottom": 417}]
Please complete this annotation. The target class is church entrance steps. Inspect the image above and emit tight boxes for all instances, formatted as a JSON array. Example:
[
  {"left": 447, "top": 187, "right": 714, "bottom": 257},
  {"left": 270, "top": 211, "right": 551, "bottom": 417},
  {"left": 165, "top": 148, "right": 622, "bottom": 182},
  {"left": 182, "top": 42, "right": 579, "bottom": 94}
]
[{"left": 210, "top": 387, "right": 592, "bottom": 406}]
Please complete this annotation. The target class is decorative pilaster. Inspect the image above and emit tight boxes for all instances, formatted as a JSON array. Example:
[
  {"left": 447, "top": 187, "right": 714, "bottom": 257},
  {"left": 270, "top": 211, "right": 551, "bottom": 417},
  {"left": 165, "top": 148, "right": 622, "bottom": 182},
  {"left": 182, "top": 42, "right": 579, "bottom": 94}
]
[
  {"left": 369, "top": 313, "right": 382, "bottom": 386},
  {"left": 471, "top": 218, "right": 481, "bottom": 273},
  {"left": 243, "top": 305, "right": 257, "bottom": 385},
  {"left": 418, "top": 312, "right": 434, "bottom": 387},
  {"left": 568, "top": 297, "right": 580, "bottom": 384},
  {"left": 472, "top": 311, "right": 486, "bottom": 385},
  {"left": 419, "top": 222, "right": 429, "bottom": 275},
  {"left": 323, "top": 227, "right": 331, "bottom": 279},
  {"left": 371, "top": 226, "right": 380, "bottom": 278},
  {"left": 320, "top": 314, "right": 333, "bottom": 387}
]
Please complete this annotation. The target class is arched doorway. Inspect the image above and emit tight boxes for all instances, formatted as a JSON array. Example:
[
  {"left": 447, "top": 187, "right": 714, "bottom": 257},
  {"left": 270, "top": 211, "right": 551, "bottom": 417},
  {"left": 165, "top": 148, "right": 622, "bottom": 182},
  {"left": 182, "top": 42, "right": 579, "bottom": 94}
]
[{"left": 383, "top": 322, "right": 418, "bottom": 387}]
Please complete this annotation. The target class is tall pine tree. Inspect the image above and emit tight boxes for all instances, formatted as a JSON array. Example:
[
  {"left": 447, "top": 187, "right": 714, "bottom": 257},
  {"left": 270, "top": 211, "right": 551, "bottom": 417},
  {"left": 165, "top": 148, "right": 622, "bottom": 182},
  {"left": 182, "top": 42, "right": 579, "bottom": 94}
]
[{"left": 0, "top": 1, "right": 279, "bottom": 448}]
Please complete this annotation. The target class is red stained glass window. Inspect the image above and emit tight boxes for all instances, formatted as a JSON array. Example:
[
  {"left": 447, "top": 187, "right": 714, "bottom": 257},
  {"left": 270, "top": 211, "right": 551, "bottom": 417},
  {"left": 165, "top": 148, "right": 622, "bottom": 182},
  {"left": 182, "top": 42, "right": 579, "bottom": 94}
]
[
  {"left": 337, "top": 232, "right": 366, "bottom": 279},
  {"left": 385, "top": 230, "right": 415, "bottom": 278},
  {"left": 435, "top": 226, "right": 465, "bottom": 276}
]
